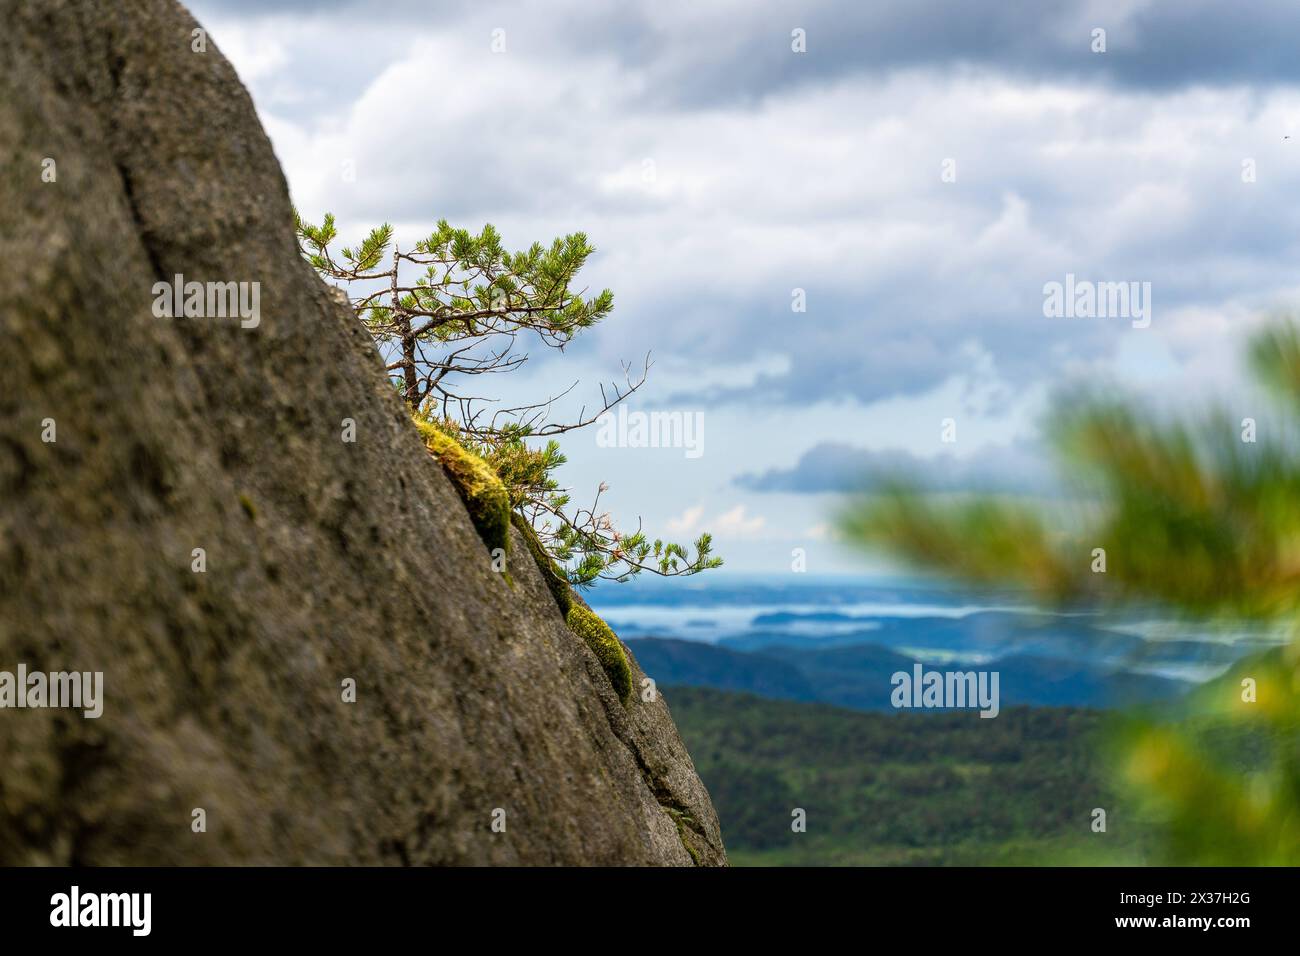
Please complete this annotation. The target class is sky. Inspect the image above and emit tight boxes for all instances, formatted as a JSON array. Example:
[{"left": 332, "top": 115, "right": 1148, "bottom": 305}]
[{"left": 189, "top": 0, "right": 1300, "bottom": 573}]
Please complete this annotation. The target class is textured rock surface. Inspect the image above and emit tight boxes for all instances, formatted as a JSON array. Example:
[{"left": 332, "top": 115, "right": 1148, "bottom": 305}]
[{"left": 0, "top": 0, "right": 725, "bottom": 865}]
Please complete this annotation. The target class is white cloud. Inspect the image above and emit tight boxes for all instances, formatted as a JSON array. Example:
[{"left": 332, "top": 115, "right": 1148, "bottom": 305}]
[
  {"left": 664, "top": 503, "right": 765, "bottom": 540},
  {"left": 664, "top": 504, "right": 705, "bottom": 535},
  {"left": 711, "top": 505, "right": 766, "bottom": 538},
  {"left": 205, "top": 24, "right": 289, "bottom": 83}
]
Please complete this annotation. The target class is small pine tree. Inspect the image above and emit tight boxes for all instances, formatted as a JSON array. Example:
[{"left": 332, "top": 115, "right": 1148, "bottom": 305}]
[{"left": 295, "top": 211, "right": 720, "bottom": 584}]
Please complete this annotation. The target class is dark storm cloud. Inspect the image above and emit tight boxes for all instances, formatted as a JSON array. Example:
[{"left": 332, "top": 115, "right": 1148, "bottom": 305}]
[
  {"left": 194, "top": 0, "right": 1300, "bottom": 104},
  {"left": 642, "top": 1, "right": 1300, "bottom": 104}
]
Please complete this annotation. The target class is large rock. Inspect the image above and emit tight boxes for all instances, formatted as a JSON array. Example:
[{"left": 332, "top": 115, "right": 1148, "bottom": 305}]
[{"left": 0, "top": 0, "right": 725, "bottom": 865}]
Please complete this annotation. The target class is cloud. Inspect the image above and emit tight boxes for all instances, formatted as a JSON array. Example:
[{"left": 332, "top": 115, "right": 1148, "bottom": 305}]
[
  {"left": 195, "top": 0, "right": 1300, "bottom": 101},
  {"left": 663, "top": 503, "right": 766, "bottom": 538},
  {"left": 711, "top": 505, "right": 767, "bottom": 537},
  {"left": 256, "top": 51, "right": 1300, "bottom": 409},
  {"left": 192, "top": 0, "right": 1300, "bottom": 416},
  {"left": 735, "top": 439, "right": 1057, "bottom": 495},
  {"left": 187, "top": 0, "right": 1300, "bottom": 568},
  {"left": 664, "top": 504, "right": 705, "bottom": 535}
]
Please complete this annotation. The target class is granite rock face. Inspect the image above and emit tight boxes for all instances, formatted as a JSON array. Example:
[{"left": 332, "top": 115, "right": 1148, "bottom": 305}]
[{"left": 0, "top": 0, "right": 725, "bottom": 866}]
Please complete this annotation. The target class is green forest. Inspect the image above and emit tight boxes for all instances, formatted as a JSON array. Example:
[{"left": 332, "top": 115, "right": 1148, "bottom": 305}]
[{"left": 668, "top": 683, "right": 1292, "bottom": 866}]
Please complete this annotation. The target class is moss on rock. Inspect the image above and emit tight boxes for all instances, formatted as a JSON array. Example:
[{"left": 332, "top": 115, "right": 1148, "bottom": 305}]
[
  {"left": 565, "top": 603, "right": 634, "bottom": 703},
  {"left": 414, "top": 418, "right": 510, "bottom": 557},
  {"left": 510, "top": 513, "right": 632, "bottom": 703}
]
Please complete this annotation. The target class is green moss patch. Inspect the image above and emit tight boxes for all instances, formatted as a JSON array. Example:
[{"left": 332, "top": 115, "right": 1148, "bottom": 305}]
[
  {"left": 565, "top": 603, "right": 633, "bottom": 703},
  {"left": 414, "top": 418, "right": 510, "bottom": 556},
  {"left": 509, "top": 504, "right": 633, "bottom": 703}
]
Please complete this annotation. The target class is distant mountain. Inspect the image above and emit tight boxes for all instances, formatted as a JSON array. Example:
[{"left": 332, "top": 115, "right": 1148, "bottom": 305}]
[
  {"left": 723, "top": 611, "right": 1148, "bottom": 662},
  {"left": 990, "top": 654, "right": 1188, "bottom": 708},
  {"left": 629, "top": 636, "right": 1189, "bottom": 710},
  {"left": 720, "top": 610, "right": 1275, "bottom": 679},
  {"left": 756, "top": 642, "right": 916, "bottom": 710},
  {"left": 627, "top": 639, "right": 818, "bottom": 701}
]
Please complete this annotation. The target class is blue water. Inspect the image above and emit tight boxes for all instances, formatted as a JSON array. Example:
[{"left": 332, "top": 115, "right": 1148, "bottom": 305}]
[{"left": 585, "top": 574, "right": 1285, "bottom": 684}]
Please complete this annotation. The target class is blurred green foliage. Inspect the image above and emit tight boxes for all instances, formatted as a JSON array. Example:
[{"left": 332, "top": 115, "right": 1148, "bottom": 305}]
[{"left": 841, "top": 320, "right": 1300, "bottom": 864}]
